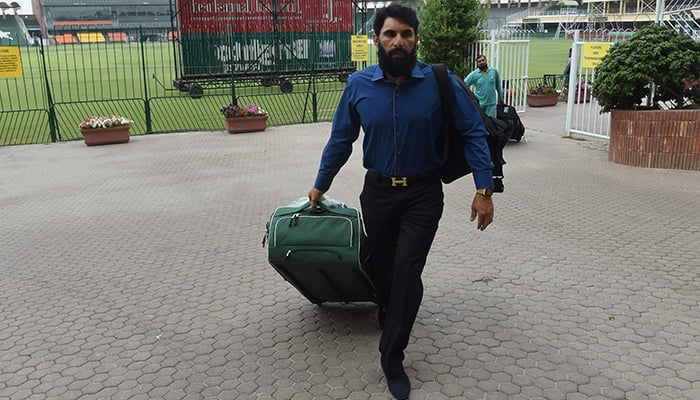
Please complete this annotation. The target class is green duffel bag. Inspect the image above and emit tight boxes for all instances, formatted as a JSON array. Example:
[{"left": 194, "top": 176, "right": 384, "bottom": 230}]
[{"left": 264, "top": 196, "right": 376, "bottom": 305}]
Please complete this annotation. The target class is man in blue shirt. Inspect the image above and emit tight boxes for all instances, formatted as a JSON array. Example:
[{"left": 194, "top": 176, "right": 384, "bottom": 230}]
[
  {"left": 463, "top": 54, "right": 504, "bottom": 118},
  {"left": 308, "top": 4, "right": 494, "bottom": 399}
]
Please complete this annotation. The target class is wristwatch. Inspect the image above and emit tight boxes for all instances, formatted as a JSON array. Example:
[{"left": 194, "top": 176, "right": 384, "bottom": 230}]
[{"left": 476, "top": 187, "right": 493, "bottom": 198}]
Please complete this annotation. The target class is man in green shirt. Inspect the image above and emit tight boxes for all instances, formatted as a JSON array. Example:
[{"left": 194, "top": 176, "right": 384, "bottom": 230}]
[{"left": 463, "top": 54, "right": 504, "bottom": 118}]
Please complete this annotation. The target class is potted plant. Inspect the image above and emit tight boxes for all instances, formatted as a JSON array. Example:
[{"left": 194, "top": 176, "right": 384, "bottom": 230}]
[
  {"left": 592, "top": 24, "right": 700, "bottom": 170},
  {"left": 563, "top": 81, "right": 592, "bottom": 104},
  {"left": 220, "top": 102, "right": 268, "bottom": 133},
  {"left": 526, "top": 84, "right": 559, "bottom": 107},
  {"left": 78, "top": 116, "right": 132, "bottom": 146}
]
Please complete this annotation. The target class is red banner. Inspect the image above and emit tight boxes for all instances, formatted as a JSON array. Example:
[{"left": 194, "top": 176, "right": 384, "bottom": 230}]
[{"left": 178, "top": 0, "right": 353, "bottom": 34}]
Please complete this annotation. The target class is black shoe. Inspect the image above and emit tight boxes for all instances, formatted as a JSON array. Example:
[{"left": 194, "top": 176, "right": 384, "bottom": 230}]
[
  {"left": 386, "top": 371, "right": 410, "bottom": 399},
  {"left": 377, "top": 307, "right": 387, "bottom": 330}
]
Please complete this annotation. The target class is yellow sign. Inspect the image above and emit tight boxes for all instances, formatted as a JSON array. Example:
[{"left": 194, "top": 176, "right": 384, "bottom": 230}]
[
  {"left": 581, "top": 43, "right": 611, "bottom": 69},
  {"left": 0, "top": 46, "right": 22, "bottom": 78},
  {"left": 351, "top": 35, "right": 368, "bottom": 62}
]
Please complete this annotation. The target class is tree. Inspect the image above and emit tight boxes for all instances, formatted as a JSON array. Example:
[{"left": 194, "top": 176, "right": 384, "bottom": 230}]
[
  {"left": 592, "top": 24, "right": 700, "bottom": 112},
  {"left": 418, "top": 0, "right": 485, "bottom": 78},
  {"left": 391, "top": 0, "right": 427, "bottom": 8}
]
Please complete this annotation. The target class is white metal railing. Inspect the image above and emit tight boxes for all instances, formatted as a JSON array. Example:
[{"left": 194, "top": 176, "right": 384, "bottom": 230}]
[{"left": 564, "top": 30, "right": 612, "bottom": 140}]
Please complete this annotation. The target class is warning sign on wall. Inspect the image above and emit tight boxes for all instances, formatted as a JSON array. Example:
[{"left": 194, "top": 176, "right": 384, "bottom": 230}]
[{"left": 0, "top": 46, "right": 22, "bottom": 78}]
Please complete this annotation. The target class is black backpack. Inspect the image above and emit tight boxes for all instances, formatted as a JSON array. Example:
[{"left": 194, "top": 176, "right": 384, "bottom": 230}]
[
  {"left": 497, "top": 103, "right": 525, "bottom": 142},
  {"left": 432, "top": 64, "right": 510, "bottom": 192}
]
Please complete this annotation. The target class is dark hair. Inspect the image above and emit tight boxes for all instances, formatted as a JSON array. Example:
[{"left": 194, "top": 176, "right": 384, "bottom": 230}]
[
  {"left": 373, "top": 4, "right": 419, "bottom": 37},
  {"left": 476, "top": 54, "right": 486, "bottom": 61}
]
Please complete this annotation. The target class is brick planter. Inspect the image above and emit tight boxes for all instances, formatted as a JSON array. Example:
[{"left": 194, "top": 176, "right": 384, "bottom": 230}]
[{"left": 609, "top": 109, "right": 700, "bottom": 170}]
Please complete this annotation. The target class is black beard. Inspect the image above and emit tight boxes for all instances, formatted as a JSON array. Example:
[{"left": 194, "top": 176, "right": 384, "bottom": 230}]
[
  {"left": 377, "top": 46, "right": 417, "bottom": 79},
  {"left": 479, "top": 65, "right": 488, "bottom": 71}
]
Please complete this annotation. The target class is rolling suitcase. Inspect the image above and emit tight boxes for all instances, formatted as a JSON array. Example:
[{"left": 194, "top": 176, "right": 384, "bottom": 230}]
[{"left": 264, "top": 197, "right": 376, "bottom": 305}]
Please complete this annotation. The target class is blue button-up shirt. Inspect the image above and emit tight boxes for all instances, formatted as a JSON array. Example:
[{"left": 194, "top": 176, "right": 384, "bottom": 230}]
[{"left": 314, "top": 61, "right": 493, "bottom": 191}]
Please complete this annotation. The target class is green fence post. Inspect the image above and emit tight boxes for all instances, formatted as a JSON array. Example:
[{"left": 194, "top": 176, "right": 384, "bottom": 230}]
[
  {"left": 231, "top": 62, "right": 237, "bottom": 105},
  {"left": 140, "top": 27, "right": 152, "bottom": 133},
  {"left": 312, "top": 74, "right": 318, "bottom": 122},
  {"left": 39, "top": 35, "right": 58, "bottom": 142},
  {"left": 312, "top": 27, "right": 318, "bottom": 122}
]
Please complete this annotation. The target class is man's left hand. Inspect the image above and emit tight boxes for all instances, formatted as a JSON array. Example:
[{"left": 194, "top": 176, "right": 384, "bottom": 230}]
[{"left": 470, "top": 194, "right": 494, "bottom": 231}]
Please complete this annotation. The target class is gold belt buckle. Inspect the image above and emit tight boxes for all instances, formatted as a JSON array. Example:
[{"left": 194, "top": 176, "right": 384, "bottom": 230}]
[{"left": 391, "top": 176, "right": 408, "bottom": 187}]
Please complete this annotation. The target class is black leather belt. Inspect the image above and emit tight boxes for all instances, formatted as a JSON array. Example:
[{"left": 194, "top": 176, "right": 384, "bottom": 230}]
[{"left": 366, "top": 169, "right": 440, "bottom": 187}]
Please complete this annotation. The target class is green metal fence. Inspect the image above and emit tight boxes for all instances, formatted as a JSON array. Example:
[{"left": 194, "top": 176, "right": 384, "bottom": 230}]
[{"left": 0, "top": 27, "right": 354, "bottom": 146}]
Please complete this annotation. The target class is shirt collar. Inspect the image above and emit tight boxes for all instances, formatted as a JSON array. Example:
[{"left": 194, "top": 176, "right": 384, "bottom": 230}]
[{"left": 371, "top": 62, "right": 427, "bottom": 82}]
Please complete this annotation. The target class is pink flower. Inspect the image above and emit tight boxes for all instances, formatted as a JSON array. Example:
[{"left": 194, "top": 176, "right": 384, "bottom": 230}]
[{"left": 220, "top": 102, "right": 267, "bottom": 118}]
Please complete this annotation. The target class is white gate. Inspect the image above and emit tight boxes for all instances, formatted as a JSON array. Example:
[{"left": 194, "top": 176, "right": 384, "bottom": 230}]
[
  {"left": 564, "top": 30, "right": 614, "bottom": 139},
  {"left": 470, "top": 31, "right": 530, "bottom": 112}
]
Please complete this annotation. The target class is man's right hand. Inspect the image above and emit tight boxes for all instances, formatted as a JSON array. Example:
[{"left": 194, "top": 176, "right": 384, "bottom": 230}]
[
  {"left": 308, "top": 187, "right": 327, "bottom": 209},
  {"left": 470, "top": 194, "right": 494, "bottom": 231}
]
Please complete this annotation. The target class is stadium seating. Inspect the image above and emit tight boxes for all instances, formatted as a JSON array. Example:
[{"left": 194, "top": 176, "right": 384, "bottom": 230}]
[
  {"left": 107, "top": 32, "right": 127, "bottom": 42},
  {"left": 55, "top": 33, "right": 77, "bottom": 44},
  {"left": 77, "top": 32, "right": 106, "bottom": 43}
]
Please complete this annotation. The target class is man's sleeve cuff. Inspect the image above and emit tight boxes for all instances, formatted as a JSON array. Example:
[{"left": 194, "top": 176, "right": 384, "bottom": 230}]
[
  {"left": 314, "top": 174, "right": 332, "bottom": 191},
  {"left": 472, "top": 170, "right": 494, "bottom": 189}
]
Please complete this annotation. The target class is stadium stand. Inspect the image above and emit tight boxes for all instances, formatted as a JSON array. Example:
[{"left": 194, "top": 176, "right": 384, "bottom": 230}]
[
  {"left": 485, "top": 5, "right": 533, "bottom": 31},
  {"left": 21, "top": 14, "right": 40, "bottom": 37},
  {"left": 487, "top": 7, "right": 524, "bottom": 19},
  {"left": 52, "top": 20, "right": 113, "bottom": 27},
  {"left": 501, "top": 0, "right": 700, "bottom": 39},
  {"left": 42, "top": 0, "right": 171, "bottom": 39},
  {"left": 0, "top": 15, "right": 27, "bottom": 45}
]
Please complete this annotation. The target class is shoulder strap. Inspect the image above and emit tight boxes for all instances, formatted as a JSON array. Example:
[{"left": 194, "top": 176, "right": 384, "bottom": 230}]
[
  {"left": 433, "top": 64, "right": 492, "bottom": 131},
  {"left": 431, "top": 63, "right": 452, "bottom": 163},
  {"left": 432, "top": 63, "right": 451, "bottom": 115}
]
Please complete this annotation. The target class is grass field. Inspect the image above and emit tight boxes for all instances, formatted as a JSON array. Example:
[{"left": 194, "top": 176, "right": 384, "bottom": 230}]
[
  {"left": 526, "top": 38, "right": 573, "bottom": 79},
  {"left": 0, "top": 41, "right": 348, "bottom": 145},
  {"left": 1, "top": 37, "right": 573, "bottom": 145}
]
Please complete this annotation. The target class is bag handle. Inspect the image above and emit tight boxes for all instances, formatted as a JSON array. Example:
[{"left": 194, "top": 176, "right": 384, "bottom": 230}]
[{"left": 289, "top": 197, "right": 345, "bottom": 214}]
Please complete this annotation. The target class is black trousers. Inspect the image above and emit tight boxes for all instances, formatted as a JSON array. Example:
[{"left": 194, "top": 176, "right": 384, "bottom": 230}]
[{"left": 360, "top": 172, "right": 444, "bottom": 378}]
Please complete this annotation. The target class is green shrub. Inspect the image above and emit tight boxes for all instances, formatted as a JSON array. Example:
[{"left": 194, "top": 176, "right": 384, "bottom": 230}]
[
  {"left": 418, "top": 0, "right": 485, "bottom": 78},
  {"left": 592, "top": 24, "right": 700, "bottom": 112}
]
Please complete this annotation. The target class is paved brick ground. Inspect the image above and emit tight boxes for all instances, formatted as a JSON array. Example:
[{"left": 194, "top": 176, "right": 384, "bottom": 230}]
[{"left": 1, "top": 103, "right": 699, "bottom": 400}]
